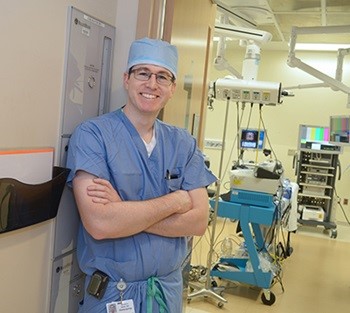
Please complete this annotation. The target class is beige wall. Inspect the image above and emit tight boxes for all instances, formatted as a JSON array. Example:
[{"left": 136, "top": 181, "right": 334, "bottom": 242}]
[
  {"left": 204, "top": 43, "right": 350, "bottom": 222},
  {"left": 0, "top": 0, "right": 118, "bottom": 151},
  {"left": 0, "top": 2, "right": 119, "bottom": 312}
]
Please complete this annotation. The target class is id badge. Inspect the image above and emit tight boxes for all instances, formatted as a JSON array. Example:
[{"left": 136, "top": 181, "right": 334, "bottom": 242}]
[{"left": 106, "top": 300, "right": 135, "bottom": 313}]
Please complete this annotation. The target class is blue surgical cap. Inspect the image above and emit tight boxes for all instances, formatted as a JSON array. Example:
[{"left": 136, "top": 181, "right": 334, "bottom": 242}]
[{"left": 127, "top": 37, "right": 178, "bottom": 78}]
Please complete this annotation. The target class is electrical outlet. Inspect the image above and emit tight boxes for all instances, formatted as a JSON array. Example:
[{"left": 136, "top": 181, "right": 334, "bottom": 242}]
[
  {"left": 204, "top": 139, "right": 223, "bottom": 149},
  {"left": 288, "top": 149, "right": 296, "bottom": 156},
  {"left": 343, "top": 198, "right": 348, "bottom": 205}
]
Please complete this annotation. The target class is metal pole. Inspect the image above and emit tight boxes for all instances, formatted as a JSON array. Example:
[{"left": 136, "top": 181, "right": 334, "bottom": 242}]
[{"left": 205, "top": 97, "right": 230, "bottom": 289}]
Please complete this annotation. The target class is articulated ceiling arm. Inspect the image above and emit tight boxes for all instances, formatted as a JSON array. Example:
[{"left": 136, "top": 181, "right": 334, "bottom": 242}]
[
  {"left": 336, "top": 48, "right": 350, "bottom": 81},
  {"left": 288, "top": 55, "right": 350, "bottom": 93},
  {"left": 214, "top": 36, "right": 243, "bottom": 78},
  {"left": 287, "top": 25, "right": 350, "bottom": 107}
]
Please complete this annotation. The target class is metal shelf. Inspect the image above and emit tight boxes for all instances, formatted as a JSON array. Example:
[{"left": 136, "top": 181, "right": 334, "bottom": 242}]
[
  {"left": 298, "top": 193, "right": 331, "bottom": 200},
  {"left": 300, "top": 171, "right": 333, "bottom": 177},
  {"left": 301, "top": 163, "right": 334, "bottom": 170},
  {"left": 299, "top": 183, "right": 332, "bottom": 189}
]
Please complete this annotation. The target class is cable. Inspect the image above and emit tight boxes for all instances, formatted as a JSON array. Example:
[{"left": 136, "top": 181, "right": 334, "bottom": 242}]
[
  {"left": 255, "top": 107, "right": 263, "bottom": 164},
  {"left": 220, "top": 102, "right": 246, "bottom": 191},
  {"left": 258, "top": 106, "right": 279, "bottom": 161}
]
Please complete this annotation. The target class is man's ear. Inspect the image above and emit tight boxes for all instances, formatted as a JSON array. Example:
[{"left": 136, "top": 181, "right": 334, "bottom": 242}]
[
  {"left": 169, "top": 82, "right": 176, "bottom": 98},
  {"left": 123, "top": 72, "right": 129, "bottom": 90}
]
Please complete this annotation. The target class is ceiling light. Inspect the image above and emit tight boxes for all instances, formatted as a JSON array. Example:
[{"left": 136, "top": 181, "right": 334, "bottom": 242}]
[
  {"left": 213, "top": 36, "right": 234, "bottom": 42},
  {"left": 295, "top": 43, "right": 350, "bottom": 51}
]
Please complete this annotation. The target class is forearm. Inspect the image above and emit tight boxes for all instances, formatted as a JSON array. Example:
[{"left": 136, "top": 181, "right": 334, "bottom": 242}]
[
  {"left": 81, "top": 192, "right": 189, "bottom": 239},
  {"left": 145, "top": 208, "right": 209, "bottom": 237},
  {"left": 73, "top": 172, "right": 192, "bottom": 239},
  {"left": 146, "top": 188, "right": 210, "bottom": 237}
]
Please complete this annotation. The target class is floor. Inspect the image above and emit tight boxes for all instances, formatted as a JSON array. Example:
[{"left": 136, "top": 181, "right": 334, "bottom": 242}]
[{"left": 185, "top": 219, "right": 350, "bottom": 313}]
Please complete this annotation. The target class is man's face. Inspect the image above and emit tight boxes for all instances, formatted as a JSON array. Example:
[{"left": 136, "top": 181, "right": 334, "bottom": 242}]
[{"left": 124, "top": 64, "right": 176, "bottom": 115}]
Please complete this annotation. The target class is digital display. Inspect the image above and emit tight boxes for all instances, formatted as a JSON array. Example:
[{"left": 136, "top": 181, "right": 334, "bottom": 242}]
[
  {"left": 298, "top": 124, "right": 342, "bottom": 153},
  {"left": 299, "top": 125, "right": 329, "bottom": 143},
  {"left": 240, "top": 129, "right": 265, "bottom": 150},
  {"left": 330, "top": 115, "right": 350, "bottom": 145},
  {"left": 298, "top": 124, "right": 329, "bottom": 150}
]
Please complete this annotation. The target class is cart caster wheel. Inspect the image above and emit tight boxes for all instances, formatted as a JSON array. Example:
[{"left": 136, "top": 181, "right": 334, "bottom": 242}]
[
  {"left": 211, "top": 280, "right": 218, "bottom": 288},
  {"left": 261, "top": 292, "right": 276, "bottom": 306},
  {"left": 330, "top": 229, "right": 337, "bottom": 239},
  {"left": 218, "top": 302, "right": 224, "bottom": 308}
]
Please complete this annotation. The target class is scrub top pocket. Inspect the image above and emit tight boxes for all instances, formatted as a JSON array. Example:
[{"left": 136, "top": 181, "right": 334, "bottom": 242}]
[{"left": 166, "top": 177, "right": 182, "bottom": 192}]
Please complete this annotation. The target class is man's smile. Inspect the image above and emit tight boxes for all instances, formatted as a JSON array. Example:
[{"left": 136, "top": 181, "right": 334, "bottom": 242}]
[{"left": 140, "top": 92, "right": 158, "bottom": 99}]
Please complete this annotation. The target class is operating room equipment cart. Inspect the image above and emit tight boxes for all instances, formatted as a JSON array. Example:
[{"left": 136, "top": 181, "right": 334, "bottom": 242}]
[
  {"left": 295, "top": 150, "right": 340, "bottom": 238},
  {"left": 209, "top": 189, "right": 278, "bottom": 306}
]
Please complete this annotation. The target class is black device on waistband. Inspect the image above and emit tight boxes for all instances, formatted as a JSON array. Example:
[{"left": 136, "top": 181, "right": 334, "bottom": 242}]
[{"left": 87, "top": 270, "right": 109, "bottom": 300}]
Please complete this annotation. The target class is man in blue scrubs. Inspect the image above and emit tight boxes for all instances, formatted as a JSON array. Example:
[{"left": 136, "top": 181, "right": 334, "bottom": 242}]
[{"left": 66, "top": 37, "right": 217, "bottom": 312}]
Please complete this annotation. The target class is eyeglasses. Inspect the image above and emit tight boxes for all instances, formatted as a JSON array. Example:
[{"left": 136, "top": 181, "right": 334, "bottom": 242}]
[{"left": 130, "top": 68, "right": 175, "bottom": 86}]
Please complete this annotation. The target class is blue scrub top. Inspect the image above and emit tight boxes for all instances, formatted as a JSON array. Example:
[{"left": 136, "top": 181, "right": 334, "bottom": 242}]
[{"left": 66, "top": 109, "right": 217, "bottom": 312}]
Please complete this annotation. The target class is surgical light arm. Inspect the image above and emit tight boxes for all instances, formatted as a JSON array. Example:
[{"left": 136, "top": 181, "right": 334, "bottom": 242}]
[
  {"left": 214, "top": 36, "right": 243, "bottom": 79},
  {"left": 336, "top": 48, "right": 350, "bottom": 82},
  {"left": 287, "top": 25, "right": 350, "bottom": 107},
  {"left": 213, "top": 23, "right": 272, "bottom": 80}
]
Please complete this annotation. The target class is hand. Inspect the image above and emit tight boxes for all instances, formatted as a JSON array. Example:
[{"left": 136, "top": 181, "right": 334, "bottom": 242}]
[{"left": 86, "top": 178, "right": 121, "bottom": 204}]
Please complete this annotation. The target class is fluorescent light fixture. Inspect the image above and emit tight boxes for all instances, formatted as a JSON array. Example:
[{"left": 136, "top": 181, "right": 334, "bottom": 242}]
[
  {"left": 295, "top": 43, "right": 350, "bottom": 51},
  {"left": 213, "top": 36, "right": 234, "bottom": 42}
]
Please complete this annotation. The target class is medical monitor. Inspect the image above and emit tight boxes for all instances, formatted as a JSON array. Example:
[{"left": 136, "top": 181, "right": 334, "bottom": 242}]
[
  {"left": 240, "top": 128, "right": 266, "bottom": 150},
  {"left": 329, "top": 115, "right": 350, "bottom": 145},
  {"left": 298, "top": 124, "right": 342, "bottom": 153}
]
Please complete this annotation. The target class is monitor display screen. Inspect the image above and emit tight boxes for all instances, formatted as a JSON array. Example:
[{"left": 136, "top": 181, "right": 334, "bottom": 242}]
[
  {"left": 330, "top": 115, "right": 350, "bottom": 145},
  {"left": 298, "top": 124, "right": 342, "bottom": 153},
  {"left": 240, "top": 129, "right": 266, "bottom": 150},
  {"left": 298, "top": 124, "right": 330, "bottom": 151}
]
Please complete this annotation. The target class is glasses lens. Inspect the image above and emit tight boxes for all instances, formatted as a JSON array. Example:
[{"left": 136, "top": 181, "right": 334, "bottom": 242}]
[
  {"left": 132, "top": 69, "right": 173, "bottom": 86},
  {"left": 156, "top": 74, "right": 172, "bottom": 86},
  {"left": 133, "top": 69, "right": 150, "bottom": 81}
]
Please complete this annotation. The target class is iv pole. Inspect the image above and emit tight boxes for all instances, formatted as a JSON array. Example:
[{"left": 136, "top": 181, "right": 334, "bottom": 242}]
[{"left": 187, "top": 97, "right": 231, "bottom": 306}]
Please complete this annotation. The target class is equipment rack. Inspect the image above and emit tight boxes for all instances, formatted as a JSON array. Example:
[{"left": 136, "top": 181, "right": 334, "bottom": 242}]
[{"left": 296, "top": 150, "right": 339, "bottom": 238}]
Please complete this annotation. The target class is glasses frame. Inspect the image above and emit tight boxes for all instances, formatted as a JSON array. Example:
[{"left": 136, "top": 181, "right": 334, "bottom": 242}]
[{"left": 129, "top": 67, "right": 175, "bottom": 86}]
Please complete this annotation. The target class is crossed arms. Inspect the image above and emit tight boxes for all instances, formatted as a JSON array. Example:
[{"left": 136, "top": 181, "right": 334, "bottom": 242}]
[{"left": 72, "top": 170, "right": 209, "bottom": 240}]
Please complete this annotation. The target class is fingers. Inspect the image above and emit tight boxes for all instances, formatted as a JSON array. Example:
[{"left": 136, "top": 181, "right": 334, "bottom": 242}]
[
  {"left": 91, "top": 197, "right": 109, "bottom": 204},
  {"left": 93, "top": 178, "right": 111, "bottom": 187},
  {"left": 87, "top": 182, "right": 112, "bottom": 200},
  {"left": 86, "top": 178, "right": 121, "bottom": 203},
  {"left": 87, "top": 179, "right": 113, "bottom": 194},
  {"left": 87, "top": 189, "right": 109, "bottom": 198},
  {"left": 87, "top": 183, "right": 108, "bottom": 192}
]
